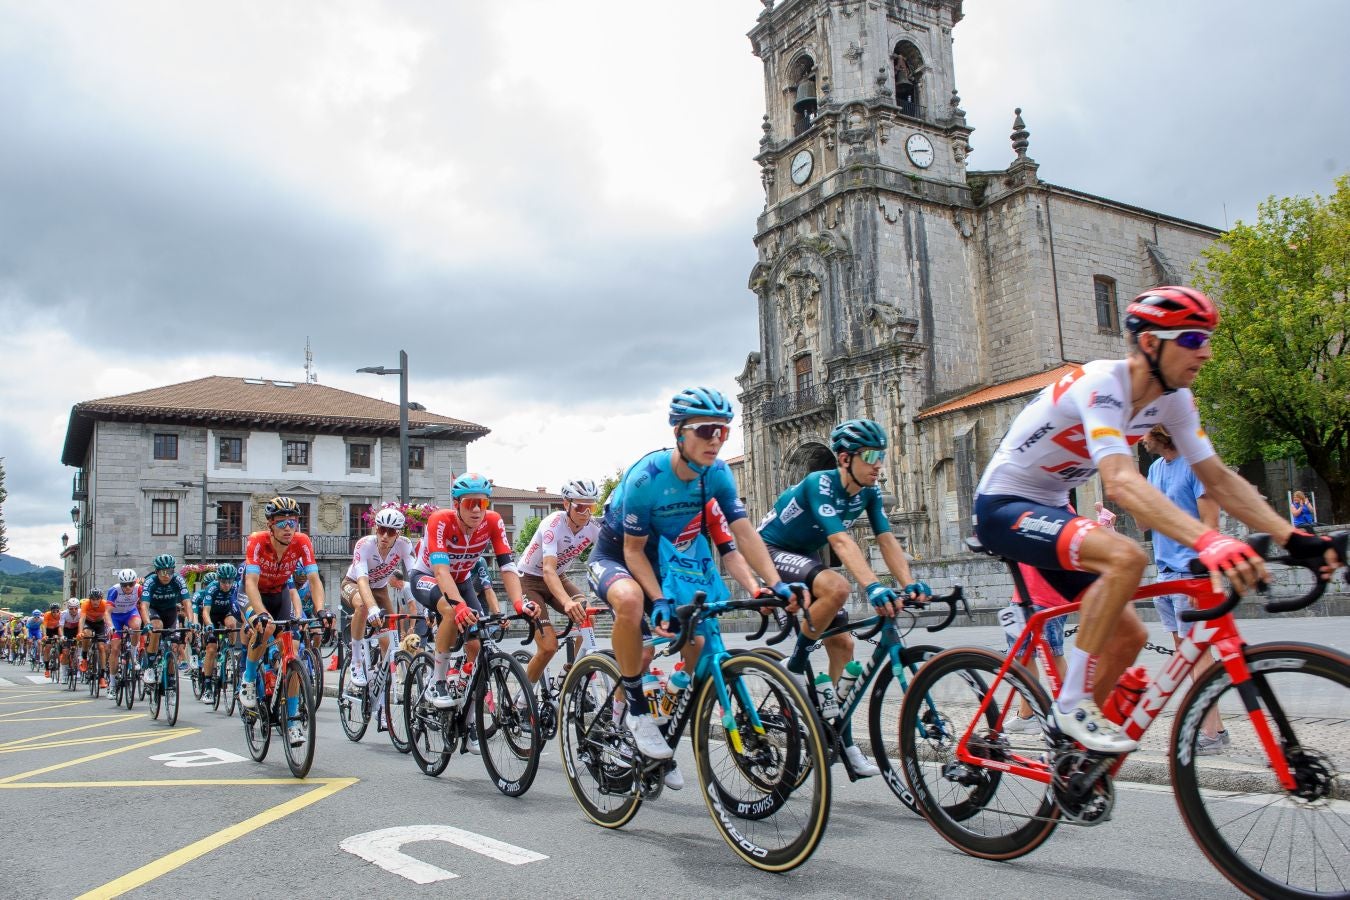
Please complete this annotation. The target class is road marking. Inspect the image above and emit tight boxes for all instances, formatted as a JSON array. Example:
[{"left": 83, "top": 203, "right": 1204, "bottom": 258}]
[
  {"left": 0, "top": 695, "right": 89, "bottom": 704},
  {"left": 0, "top": 730, "right": 198, "bottom": 783},
  {"left": 0, "top": 777, "right": 325, "bottom": 789},
  {"left": 148, "top": 747, "right": 246, "bottom": 767},
  {"left": 0, "top": 729, "right": 178, "bottom": 754},
  {"left": 0, "top": 713, "right": 144, "bottom": 722},
  {"left": 340, "top": 825, "right": 549, "bottom": 884},
  {"left": 0, "top": 676, "right": 14, "bottom": 686},
  {"left": 0, "top": 714, "right": 142, "bottom": 748},
  {"left": 0, "top": 700, "right": 92, "bottom": 718},
  {"left": 25, "top": 675, "right": 55, "bottom": 684},
  {"left": 77, "top": 777, "right": 358, "bottom": 900}
]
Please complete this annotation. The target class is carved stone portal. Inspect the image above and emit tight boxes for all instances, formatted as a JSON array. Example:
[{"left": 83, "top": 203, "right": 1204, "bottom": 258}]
[
  {"left": 774, "top": 271, "right": 821, "bottom": 351},
  {"left": 318, "top": 494, "right": 343, "bottom": 534}
]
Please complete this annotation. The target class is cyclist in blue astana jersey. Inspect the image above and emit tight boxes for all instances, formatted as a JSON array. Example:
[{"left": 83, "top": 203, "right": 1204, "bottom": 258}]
[
  {"left": 588, "top": 386, "right": 800, "bottom": 762},
  {"left": 196, "top": 564, "right": 243, "bottom": 705},
  {"left": 141, "top": 554, "right": 195, "bottom": 682},
  {"left": 759, "top": 417, "right": 929, "bottom": 777}
]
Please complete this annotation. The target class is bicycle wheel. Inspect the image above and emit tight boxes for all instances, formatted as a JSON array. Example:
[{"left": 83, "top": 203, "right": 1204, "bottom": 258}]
[
  {"left": 558, "top": 652, "right": 641, "bottom": 829},
  {"left": 692, "top": 653, "right": 831, "bottom": 872},
  {"left": 284, "top": 665, "right": 317, "bottom": 779},
  {"left": 898, "top": 647, "right": 1058, "bottom": 860},
  {"left": 165, "top": 663, "right": 180, "bottom": 727},
  {"left": 476, "top": 653, "right": 540, "bottom": 797},
  {"left": 191, "top": 662, "right": 205, "bottom": 701},
  {"left": 149, "top": 667, "right": 163, "bottom": 721},
  {"left": 302, "top": 641, "right": 325, "bottom": 710},
  {"left": 511, "top": 649, "right": 533, "bottom": 668},
  {"left": 404, "top": 654, "right": 452, "bottom": 777},
  {"left": 242, "top": 676, "right": 271, "bottom": 762},
  {"left": 123, "top": 661, "right": 136, "bottom": 711},
  {"left": 386, "top": 650, "right": 413, "bottom": 754},
  {"left": 338, "top": 659, "right": 370, "bottom": 742},
  {"left": 89, "top": 661, "right": 101, "bottom": 698},
  {"left": 1171, "top": 641, "right": 1350, "bottom": 900},
  {"left": 223, "top": 654, "right": 238, "bottom": 717},
  {"left": 869, "top": 643, "right": 943, "bottom": 814}
]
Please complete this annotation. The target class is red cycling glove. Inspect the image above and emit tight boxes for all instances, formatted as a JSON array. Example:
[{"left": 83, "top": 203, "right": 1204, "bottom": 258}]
[
  {"left": 514, "top": 599, "right": 539, "bottom": 617},
  {"left": 1194, "top": 530, "right": 1262, "bottom": 574},
  {"left": 453, "top": 604, "right": 477, "bottom": 629}
]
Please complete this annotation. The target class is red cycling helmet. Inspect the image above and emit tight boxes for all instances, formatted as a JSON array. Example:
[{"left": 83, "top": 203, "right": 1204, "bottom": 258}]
[{"left": 1124, "top": 286, "right": 1220, "bottom": 333}]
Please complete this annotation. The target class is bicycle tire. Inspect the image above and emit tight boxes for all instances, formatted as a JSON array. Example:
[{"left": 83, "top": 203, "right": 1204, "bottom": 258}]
[
  {"left": 511, "top": 649, "right": 533, "bottom": 668},
  {"left": 868, "top": 643, "right": 943, "bottom": 814},
  {"left": 123, "top": 661, "right": 136, "bottom": 711},
  {"left": 242, "top": 677, "right": 271, "bottom": 762},
  {"left": 386, "top": 650, "right": 413, "bottom": 754},
  {"left": 284, "top": 665, "right": 317, "bottom": 779},
  {"left": 210, "top": 656, "right": 224, "bottom": 712},
  {"left": 1171, "top": 641, "right": 1350, "bottom": 900},
  {"left": 149, "top": 667, "right": 163, "bottom": 720},
  {"left": 693, "top": 653, "right": 831, "bottom": 873},
  {"left": 165, "top": 663, "right": 180, "bottom": 727},
  {"left": 476, "top": 653, "right": 540, "bottom": 797},
  {"left": 898, "top": 647, "right": 1058, "bottom": 861},
  {"left": 709, "top": 652, "right": 813, "bottom": 806},
  {"left": 223, "top": 654, "right": 238, "bottom": 717},
  {"left": 89, "top": 663, "right": 101, "bottom": 699},
  {"left": 303, "top": 642, "right": 325, "bottom": 710},
  {"left": 338, "top": 659, "right": 370, "bottom": 742},
  {"left": 191, "top": 664, "right": 205, "bottom": 701},
  {"left": 557, "top": 652, "right": 641, "bottom": 828},
  {"left": 405, "top": 654, "right": 452, "bottom": 777}
]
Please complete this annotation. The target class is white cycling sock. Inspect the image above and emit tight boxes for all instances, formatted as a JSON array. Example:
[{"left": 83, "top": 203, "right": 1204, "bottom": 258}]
[
  {"left": 433, "top": 651, "right": 451, "bottom": 682},
  {"left": 1056, "top": 646, "right": 1097, "bottom": 713},
  {"left": 379, "top": 629, "right": 396, "bottom": 662}
]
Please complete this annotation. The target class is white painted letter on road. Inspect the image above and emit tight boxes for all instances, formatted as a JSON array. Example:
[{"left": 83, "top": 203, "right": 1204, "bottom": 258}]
[
  {"left": 340, "top": 825, "right": 548, "bottom": 885},
  {"left": 149, "top": 747, "right": 247, "bottom": 768}
]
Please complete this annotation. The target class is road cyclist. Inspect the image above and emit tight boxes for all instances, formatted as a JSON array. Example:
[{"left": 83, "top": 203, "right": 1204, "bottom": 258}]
[
  {"left": 196, "top": 563, "right": 243, "bottom": 706},
  {"left": 79, "top": 589, "right": 113, "bottom": 691},
  {"left": 341, "top": 505, "right": 415, "bottom": 693},
  {"left": 107, "top": 568, "right": 145, "bottom": 700},
  {"left": 139, "top": 554, "right": 194, "bottom": 684}
]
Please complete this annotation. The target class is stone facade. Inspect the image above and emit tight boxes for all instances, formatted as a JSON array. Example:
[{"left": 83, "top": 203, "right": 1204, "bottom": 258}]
[{"left": 738, "top": 1, "right": 1221, "bottom": 563}]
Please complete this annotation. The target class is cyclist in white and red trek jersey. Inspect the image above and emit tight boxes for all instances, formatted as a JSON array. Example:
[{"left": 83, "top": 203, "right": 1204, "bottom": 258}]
[
  {"left": 407, "top": 473, "right": 527, "bottom": 709},
  {"left": 342, "top": 506, "right": 415, "bottom": 688},
  {"left": 973, "top": 286, "right": 1341, "bottom": 753}
]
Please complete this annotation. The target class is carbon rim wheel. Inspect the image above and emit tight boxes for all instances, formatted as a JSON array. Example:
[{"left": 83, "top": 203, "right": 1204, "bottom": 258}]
[
  {"left": 338, "top": 660, "right": 370, "bottom": 742},
  {"left": 242, "top": 681, "right": 271, "bottom": 762},
  {"left": 386, "top": 651, "right": 412, "bottom": 754},
  {"left": 223, "top": 655, "right": 238, "bottom": 717},
  {"left": 557, "top": 653, "right": 641, "bottom": 829},
  {"left": 869, "top": 644, "right": 943, "bottom": 814},
  {"left": 1170, "top": 642, "right": 1350, "bottom": 900},
  {"left": 405, "top": 655, "right": 452, "bottom": 777},
  {"left": 283, "top": 666, "right": 317, "bottom": 779},
  {"left": 165, "top": 664, "right": 180, "bottom": 727},
  {"left": 476, "top": 654, "right": 540, "bottom": 797}
]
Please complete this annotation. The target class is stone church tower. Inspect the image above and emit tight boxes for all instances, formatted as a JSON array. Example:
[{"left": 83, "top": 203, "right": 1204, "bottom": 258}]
[{"left": 737, "top": 0, "right": 1219, "bottom": 562}]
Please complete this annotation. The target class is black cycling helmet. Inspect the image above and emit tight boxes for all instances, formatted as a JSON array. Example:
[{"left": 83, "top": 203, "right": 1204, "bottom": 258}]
[{"left": 264, "top": 496, "right": 301, "bottom": 519}]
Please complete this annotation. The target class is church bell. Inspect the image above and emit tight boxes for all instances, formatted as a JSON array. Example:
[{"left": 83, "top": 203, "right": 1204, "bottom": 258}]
[{"left": 794, "top": 78, "right": 817, "bottom": 116}]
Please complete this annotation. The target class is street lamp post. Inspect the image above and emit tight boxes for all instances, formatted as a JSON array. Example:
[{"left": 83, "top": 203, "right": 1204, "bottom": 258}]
[
  {"left": 178, "top": 478, "right": 209, "bottom": 566},
  {"left": 357, "top": 349, "right": 409, "bottom": 504}
]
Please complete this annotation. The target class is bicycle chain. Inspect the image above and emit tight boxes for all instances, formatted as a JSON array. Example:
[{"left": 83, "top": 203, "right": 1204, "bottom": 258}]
[{"left": 1062, "top": 625, "right": 1174, "bottom": 656}]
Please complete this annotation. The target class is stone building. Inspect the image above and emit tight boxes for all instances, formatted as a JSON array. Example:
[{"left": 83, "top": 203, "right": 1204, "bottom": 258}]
[
  {"left": 736, "top": 0, "right": 1221, "bottom": 568},
  {"left": 60, "top": 376, "right": 486, "bottom": 598}
]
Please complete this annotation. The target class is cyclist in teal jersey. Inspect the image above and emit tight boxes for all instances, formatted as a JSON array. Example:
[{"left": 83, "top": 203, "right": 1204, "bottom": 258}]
[
  {"left": 141, "top": 554, "right": 195, "bottom": 680},
  {"left": 758, "top": 418, "right": 929, "bottom": 776}
]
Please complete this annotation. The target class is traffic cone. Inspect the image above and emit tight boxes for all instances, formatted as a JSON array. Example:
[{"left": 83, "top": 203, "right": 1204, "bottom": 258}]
[{"left": 327, "top": 654, "right": 339, "bottom": 671}]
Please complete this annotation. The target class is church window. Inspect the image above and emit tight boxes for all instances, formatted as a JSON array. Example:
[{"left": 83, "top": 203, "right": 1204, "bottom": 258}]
[
  {"left": 791, "top": 56, "right": 818, "bottom": 136},
  {"left": 1094, "top": 276, "right": 1119, "bottom": 333},
  {"left": 794, "top": 356, "right": 814, "bottom": 393},
  {"left": 892, "top": 42, "right": 923, "bottom": 118}
]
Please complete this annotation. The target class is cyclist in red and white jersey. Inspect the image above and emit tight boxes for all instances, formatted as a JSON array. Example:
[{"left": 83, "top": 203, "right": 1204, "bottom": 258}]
[
  {"left": 407, "top": 473, "right": 526, "bottom": 709},
  {"left": 974, "top": 286, "right": 1340, "bottom": 752},
  {"left": 342, "top": 506, "right": 415, "bottom": 689}
]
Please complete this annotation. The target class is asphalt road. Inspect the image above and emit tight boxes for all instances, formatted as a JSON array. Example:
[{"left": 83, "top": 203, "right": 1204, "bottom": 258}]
[{"left": 3, "top": 614, "right": 1345, "bottom": 899}]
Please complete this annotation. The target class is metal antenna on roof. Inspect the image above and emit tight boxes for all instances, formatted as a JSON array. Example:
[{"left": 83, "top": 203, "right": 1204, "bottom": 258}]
[{"left": 305, "top": 337, "right": 318, "bottom": 383}]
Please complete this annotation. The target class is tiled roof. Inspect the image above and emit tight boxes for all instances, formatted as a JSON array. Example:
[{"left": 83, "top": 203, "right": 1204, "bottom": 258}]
[
  {"left": 63, "top": 376, "right": 487, "bottom": 466},
  {"left": 491, "top": 485, "right": 564, "bottom": 502},
  {"left": 916, "top": 364, "right": 1080, "bottom": 421}
]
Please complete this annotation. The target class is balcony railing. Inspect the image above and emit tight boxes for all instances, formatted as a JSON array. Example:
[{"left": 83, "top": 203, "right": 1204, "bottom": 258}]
[
  {"left": 184, "top": 533, "right": 360, "bottom": 559},
  {"left": 762, "top": 384, "right": 832, "bottom": 421},
  {"left": 72, "top": 471, "right": 88, "bottom": 501}
]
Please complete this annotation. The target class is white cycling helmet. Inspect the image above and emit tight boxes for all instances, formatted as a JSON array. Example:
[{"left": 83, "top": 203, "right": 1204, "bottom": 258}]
[
  {"left": 373, "top": 507, "right": 407, "bottom": 530},
  {"left": 66, "top": 598, "right": 80, "bottom": 610},
  {"left": 117, "top": 568, "right": 137, "bottom": 584},
  {"left": 560, "top": 479, "right": 599, "bottom": 502}
]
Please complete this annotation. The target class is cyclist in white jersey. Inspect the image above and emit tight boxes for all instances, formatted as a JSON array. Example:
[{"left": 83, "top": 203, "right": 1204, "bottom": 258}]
[
  {"left": 973, "top": 286, "right": 1339, "bottom": 752},
  {"left": 343, "top": 506, "right": 415, "bottom": 688},
  {"left": 516, "top": 480, "right": 601, "bottom": 690}
]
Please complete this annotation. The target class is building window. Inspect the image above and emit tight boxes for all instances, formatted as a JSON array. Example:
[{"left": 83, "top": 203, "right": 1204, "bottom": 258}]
[
  {"left": 219, "top": 436, "right": 243, "bottom": 464},
  {"left": 407, "top": 446, "right": 425, "bottom": 470},
  {"left": 285, "top": 440, "right": 310, "bottom": 467},
  {"left": 296, "top": 502, "right": 312, "bottom": 535},
  {"left": 790, "top": 56, "right": 817, "bottom": 136},
  {"left": 151, "top": 499, "right": 179, "bottom": 536},
  {"left": 153, "top": 433, "right": 178, "bottom": 461},
  {"left": 1094, "top": 276, "right": 1119, "bottom": 333},
  {"left": 892, "top": 41, "right": 924, "bottom": 118},
  {"left": 348, "top": 443, "right": 372, "bottom": 470},
  {"left": 349, "top": 503, "right": 371, "bottom": 540},
  {"left": 794, "top": 356, "right": 814, "bottom": 393},
  {"left": 530, "top": 505, "right": 551, "bottom": 520},
  {"left": 493, "top": 504, "right": 514, "bottom": 525},
  {"left": 217, "top": 501, "right": 243, "bottom": 555}
]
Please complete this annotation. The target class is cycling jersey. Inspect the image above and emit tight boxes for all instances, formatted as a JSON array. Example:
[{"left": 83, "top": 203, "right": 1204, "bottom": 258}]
[
  {"left": 81, "top": 598, "right": 110, "bottom": 620},
  {"left": 409, "top": 509, "right": 514, "bottom": 581},
  {"left": 518, "top": 510, "right": 600, "bottom": 576},
  {"left": 346, "top": 533, "right": 415, "bottom": 589},
  {"left": 142, "top": 573, "right": 190, "bottom": 610},
  {"left": 976, "top": 359, "right": 1216, "bottom": 507},
  {"left": 758, "top": 469, "right": 891, "bottom": 553},
  {"left": 594, "top": 450, "right": 746, "bottom": 566},
  {"left": 194, "top": 583, "right": 241, "bottom": 618},
  {"left": 42, "top": 611, "right": 60, "bottom": 629},
  {"left": 26, "top": 617, "right": 42, "bottom": 636},
  {"left": 106, "top": 583, "right": 143, "bottom": 614},
  {"left": 59, "top": 610, "right": 81, "bottom": 629},
  {"left": 244, "top": 530, "right": 318, "bottom": 594}
]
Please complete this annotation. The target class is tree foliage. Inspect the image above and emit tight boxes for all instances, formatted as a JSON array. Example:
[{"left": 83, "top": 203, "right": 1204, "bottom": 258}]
[
  {"left": 1192, "top": 175, "right": 1350, "bottom": 521},
  {"left": 0, "top": 457, "right": 8, "bottom": 554},
  {"left": 514, "top": 516, "right": 542, "bottom": 556}
]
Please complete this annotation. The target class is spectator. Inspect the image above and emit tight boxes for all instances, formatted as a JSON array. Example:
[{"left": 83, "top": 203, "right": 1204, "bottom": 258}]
[
  {"left": 1002, "top": 563, "right": 1068, "bottom": 732},
  {"left": 1290, "top": 490, "right": 1316, "bottom": 528},
  {"left": 1094, "top": 501, "right": 1118, "bottom": 530}
]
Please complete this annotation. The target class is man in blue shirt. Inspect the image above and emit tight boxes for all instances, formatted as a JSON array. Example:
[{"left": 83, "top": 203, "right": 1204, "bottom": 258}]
[{"left": 1142, "top": 424, "right": 1226, "bottom": 751}]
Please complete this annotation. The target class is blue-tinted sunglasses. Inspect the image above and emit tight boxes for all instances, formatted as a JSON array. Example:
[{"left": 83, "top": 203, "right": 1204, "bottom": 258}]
[{"left": 1151, "top": 329, "right": 1212, "bottom": 350}]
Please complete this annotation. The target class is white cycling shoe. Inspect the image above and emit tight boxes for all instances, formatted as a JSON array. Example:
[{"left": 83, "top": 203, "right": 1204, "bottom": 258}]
[
  {"left": 240, "top": 681, "right": 258, "bottom": 710},
  {"left": 844, "top": 744, "right": 880, "bottom": 777},
  {"left": 1052, "top": 698, "right": 1138, "bottom": 753},
  {"left": 287, "top": 722, "right": 306, "bottom": 747},
  {"left": 626, "top": 712, "right": 673, "bottom": 759},
  {"left": 663, "top": 762, "right": 684, "bottom": 791}
]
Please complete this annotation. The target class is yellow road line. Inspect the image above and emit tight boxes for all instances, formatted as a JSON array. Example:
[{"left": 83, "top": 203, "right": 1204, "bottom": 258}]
[
  {"left": 0, "top": 730, "right": 198, "bottom": 783},
  {"left": 0, "top": 700, "right": 92, "bottom": 718},
  {"left": 0, "top": 713, "right": 145, "bottom": 722},
  {"left": 0, "top": 729, "right": 177, "bottom": 754},
  {"left": 0, "top": 777, "right": 328, "bottom": 789},
  {"left": 0, "top": 714, "right": 143, "bottom": 748},
  {"left": 0, "top": 693, "right": 88, "bottom": 702},
  {"left": 77, "top": 777, "right": 359, "bottom": 899}
]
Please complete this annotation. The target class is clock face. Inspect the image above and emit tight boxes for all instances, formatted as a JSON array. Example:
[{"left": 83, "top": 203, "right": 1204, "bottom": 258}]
[
  {"left": 906, "top": 133, "right": 935, "bottom": 169},
  {"left": 790, "top": 149, "right": 814, "bottom": 185}
]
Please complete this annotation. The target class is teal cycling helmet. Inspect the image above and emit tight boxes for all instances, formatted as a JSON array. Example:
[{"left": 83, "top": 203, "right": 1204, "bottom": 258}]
[
  {"left": 203, "top": 572, "right": 218, "bottom": 584},
  {"left": 152, "top": 554, "right": 177, "bottom": 571},
  {"left": 451, "top": 472, "right": 493, "bottom": 499},
  {"left": 216, "top": 563, "right": 239, "bottom": 581},
  {"left": 830, "top": 418, "right": 888, "bottom": 454},
  {"left": 668, "top": 386, "right": 734, "bottom": 426}
]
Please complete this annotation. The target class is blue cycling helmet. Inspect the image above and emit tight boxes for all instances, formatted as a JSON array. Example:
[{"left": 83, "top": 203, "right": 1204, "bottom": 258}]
[
  {"left": 152, "top": 553, "right": 177, "bottom": 571},
  {"left": 830, "top": 418, "right": 888, "bottom": 453},
  {"left": 451, "top": 472, "right": 493, "bottom": 499},
  {"left": 216, "top": 563, "right": 239, "bottom": 581},
  {"left": 668, "top": 386, "right": 734, "bottom": 426}
]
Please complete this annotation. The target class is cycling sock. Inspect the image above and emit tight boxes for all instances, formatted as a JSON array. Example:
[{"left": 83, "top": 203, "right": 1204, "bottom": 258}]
[
  {"left": 1056, "top": 647, "right": 1097, "bottom": 713},
  {"left": 786, "top": 633, "right": 813, "bottom": 674},
  {"left": 433, "top": 651, "right": 451, "bottom": 682},
  {"left": 379, "top": 630, "right": 396, "bottom": 661},
  {"left": 286, "top": 695, "right": 300, "bottom": 718},
  {"left": 622, "top": 676, "right": 649, "bottom": 716}
]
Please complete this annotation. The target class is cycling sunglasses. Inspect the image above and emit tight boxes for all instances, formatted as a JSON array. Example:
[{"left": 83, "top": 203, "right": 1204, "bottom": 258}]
[
  {"left": 376, "top": 526, "right": 401, "bottom": 537},
  {"left": 458, "top": 497, "right": 490, "bottom": 511},
  {"left": 855, "top": 448, "right": 886, "bottom": 465},
  {"left": 271, "top": 518, "right": 300, "bottom": 530},
  {"left": 1151, "top": 329, "right": 1212, "bottom": 350},
  {"left": 681, "top": 423, "right": 731, "bottom": 441}
]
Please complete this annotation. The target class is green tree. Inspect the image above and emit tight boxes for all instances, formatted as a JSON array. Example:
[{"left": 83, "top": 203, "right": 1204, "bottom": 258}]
[
  {"left": 0, "top": 457, "right": 8, "bottom": 554},
  {"left": 1193, "top": 174, "right": 1350, "bottom": 522},
  {"left": 514, "top": 516, "right": 543, "bottom": 555},
  {"left": 596, "top": 466, "right": 625, "bottom": 512}
]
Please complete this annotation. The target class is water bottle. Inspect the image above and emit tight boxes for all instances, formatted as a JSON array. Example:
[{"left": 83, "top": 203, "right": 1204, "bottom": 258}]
[
  {"left": 835, "top": 660, "right": 864, "bottom": 707},
  {"left": 659, "top": 669, "right": 691, "bottom": 719},
  {"left": 1103, "top": 666, "right": 1150, "bottom": 725},
  {"left": 263, "top": 667, "right": 277, "bottom": 699},
  {"left": 643, "top": 672, "right": 664, "bottom": 721},
  {"left": 814, "top": 671, "right": 839, "bottom": 719}
]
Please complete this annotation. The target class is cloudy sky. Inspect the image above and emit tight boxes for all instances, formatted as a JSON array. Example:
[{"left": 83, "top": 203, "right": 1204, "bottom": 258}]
[{"left": 2, "top": 1, "right": 1346, "bottom": 567}]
